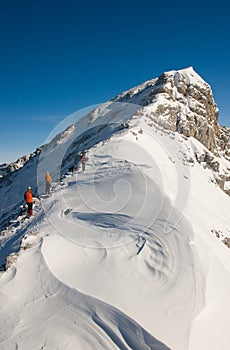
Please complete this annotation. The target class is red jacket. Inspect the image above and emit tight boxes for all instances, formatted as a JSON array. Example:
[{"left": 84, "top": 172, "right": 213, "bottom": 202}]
[{"left": 24, "top": 189, "right": 33, "bottom": 203}]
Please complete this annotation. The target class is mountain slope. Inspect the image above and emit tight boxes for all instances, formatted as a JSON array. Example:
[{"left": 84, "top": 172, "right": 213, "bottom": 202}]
[
  {"left": 0, "top": 67, "right": 229, "bottom": 232},
  {"left": 1, "top": 67, "right": 230, "bottom": 350}
]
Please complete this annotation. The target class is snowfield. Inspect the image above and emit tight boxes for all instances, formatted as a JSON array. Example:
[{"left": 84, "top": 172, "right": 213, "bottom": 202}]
[{"left": 1, "top": 88, "right": 230, "bottom": 348}]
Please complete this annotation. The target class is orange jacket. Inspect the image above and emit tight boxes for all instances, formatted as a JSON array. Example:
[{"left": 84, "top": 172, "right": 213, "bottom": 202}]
[
  {"left": 45, "top": 171, "right": 52, "bottom": 183},
  {"left": 24, "top": 189, "right": 33, "bottom": 203}
]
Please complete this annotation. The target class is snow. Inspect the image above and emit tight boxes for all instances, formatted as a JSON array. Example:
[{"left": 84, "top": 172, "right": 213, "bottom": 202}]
[
  {"left": 1, "top": 236, "right": 168, "bottom": 350},
  {"left": 113, "top": 66, "right": 210, "bottom": 109},
  {"left": 1, "top": 99, "right": 230, "bottom": 350},
  {"left": 170, "top": 67, "right": 210, "bottom": 90},
  {"left": 224, "top": 181, "right": 230, "bottom": 191}
]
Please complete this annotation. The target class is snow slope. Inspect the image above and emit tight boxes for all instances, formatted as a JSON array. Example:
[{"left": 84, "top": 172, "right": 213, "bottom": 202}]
[
  {"left": 0, "top": 232, "right": 170, "bottom": 350},
  {"left": 1, "top": 112, "right": 230, "bottom": 349},
  {"left": 1, "top": 69, "right": 230, "bottom": 350}
]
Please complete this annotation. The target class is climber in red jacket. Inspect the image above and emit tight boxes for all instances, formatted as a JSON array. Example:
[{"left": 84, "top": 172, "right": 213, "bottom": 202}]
[{"left": 24, "top": 186, "right": 33, "bottom": 216}]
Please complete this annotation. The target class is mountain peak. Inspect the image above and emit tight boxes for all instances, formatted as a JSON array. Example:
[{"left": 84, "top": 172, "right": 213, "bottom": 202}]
[
  {"left": 112, "top": 67, "right": 225, "bottom": 155},
  {"left": 165, "top": 66, "right": 207, "bottom": 85}
]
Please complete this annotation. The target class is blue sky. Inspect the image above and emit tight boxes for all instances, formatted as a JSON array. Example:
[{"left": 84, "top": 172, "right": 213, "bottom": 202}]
[{"left": 0, "top": 0, "right": 229, "bottom": 163}]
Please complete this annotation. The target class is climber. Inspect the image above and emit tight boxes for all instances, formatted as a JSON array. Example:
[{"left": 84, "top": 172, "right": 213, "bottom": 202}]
[
  {"left": 45, "top": 171, "right": 52, "bottom": 195},
  {"left": 78, "top": 150, "right": 88, "bottom": 172},
  {"left": 24, "top": 186, "right": 33, "bottom": 216}
]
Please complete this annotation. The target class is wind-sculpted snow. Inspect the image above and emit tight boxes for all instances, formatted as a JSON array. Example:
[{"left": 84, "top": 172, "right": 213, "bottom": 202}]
[
  {"left": 1, "top": 96, "right": 230, "bottom": 350},
  {"left": 0, "top": 152, "right": 200, "bottom": 348},
  {"left": 0, "top": 234, "right": 171, "bottom": 350},
  {"left": 39, "top": 153, "right": 204, "bottom": 349},
  {"left": 0, "top": 101, "right": 203, "bottom": 349}
]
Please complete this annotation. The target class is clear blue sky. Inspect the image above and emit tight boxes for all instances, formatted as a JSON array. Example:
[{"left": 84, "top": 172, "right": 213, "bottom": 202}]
[{"left": 0, "top": 0, "right": 229, "bottom": 163}]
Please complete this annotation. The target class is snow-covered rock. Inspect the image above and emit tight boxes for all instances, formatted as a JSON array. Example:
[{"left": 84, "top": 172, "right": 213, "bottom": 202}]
[
  {"left": 112, "top": 67, "right": 230, "bottom": 195},
  {"left": 113, "top": 67, "right": 220, "bottom": 152}
]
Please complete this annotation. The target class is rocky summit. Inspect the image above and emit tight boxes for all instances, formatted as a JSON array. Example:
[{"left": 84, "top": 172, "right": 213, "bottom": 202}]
[
  {"left": 112, "top": 66, "right": 230, "bottom": 194},
  {"left": 113, "top": 67, "right": 228, "bottom": 154}
]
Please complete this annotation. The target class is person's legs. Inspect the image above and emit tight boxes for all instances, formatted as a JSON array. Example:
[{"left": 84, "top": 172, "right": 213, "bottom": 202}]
[
  {"left": 27, "top": 202, "right": 33, "bottom": 216},
  {"left": 46, "top": 182, "right": 51, "bottom": 194}
]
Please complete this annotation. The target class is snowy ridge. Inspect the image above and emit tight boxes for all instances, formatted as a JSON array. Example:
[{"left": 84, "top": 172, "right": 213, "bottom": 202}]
[
  {"left": 1, "top": 68, "right": 230, "bottom": 349},
  {"left": 0, "top": 67, "right": 229, "bottom": 232},
  {"left": 112, "top": 67, "right": 209, "bottom": 105},
  {"left": 1, "top": 114, "right": 230, "bottom": 349}
]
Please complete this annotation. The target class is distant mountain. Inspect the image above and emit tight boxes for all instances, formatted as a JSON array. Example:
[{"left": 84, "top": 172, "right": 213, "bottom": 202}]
[{"left": 0, "top": 163, "right": 8, "bottom": 177}]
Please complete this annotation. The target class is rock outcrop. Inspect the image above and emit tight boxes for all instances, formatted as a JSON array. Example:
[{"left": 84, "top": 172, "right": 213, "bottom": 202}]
[
  {"left": 112, "top": 66, "right": 230, "bottom": 194},
  {"left": 113, "top": 67, "right": 223, "bottom": 152}
]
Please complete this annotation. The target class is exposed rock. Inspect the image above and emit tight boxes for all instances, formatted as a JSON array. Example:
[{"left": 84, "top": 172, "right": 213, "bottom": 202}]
[
  {"left": 113, "top": 67, "right": 222, "bottom": 153},
  {"left": 219, "top": 126, "right": 230, "bottom": 159},
  {"left": 223, "top": 237, "right": 230, "bottom": 249},
  {"left": 113, "top": 67, "right": 230, "bottom": 195},
  {"left": 5, "top": 253, "right": 19, "bottom": 270}
]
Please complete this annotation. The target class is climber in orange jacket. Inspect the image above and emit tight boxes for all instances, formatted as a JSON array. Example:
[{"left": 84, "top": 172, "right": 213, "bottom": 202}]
[
  {"left": 24, "top": 186, "right": 33, "bottom": 216},
  {"left": 45, "top": 171, "right": 52, "bottom": 195}
]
